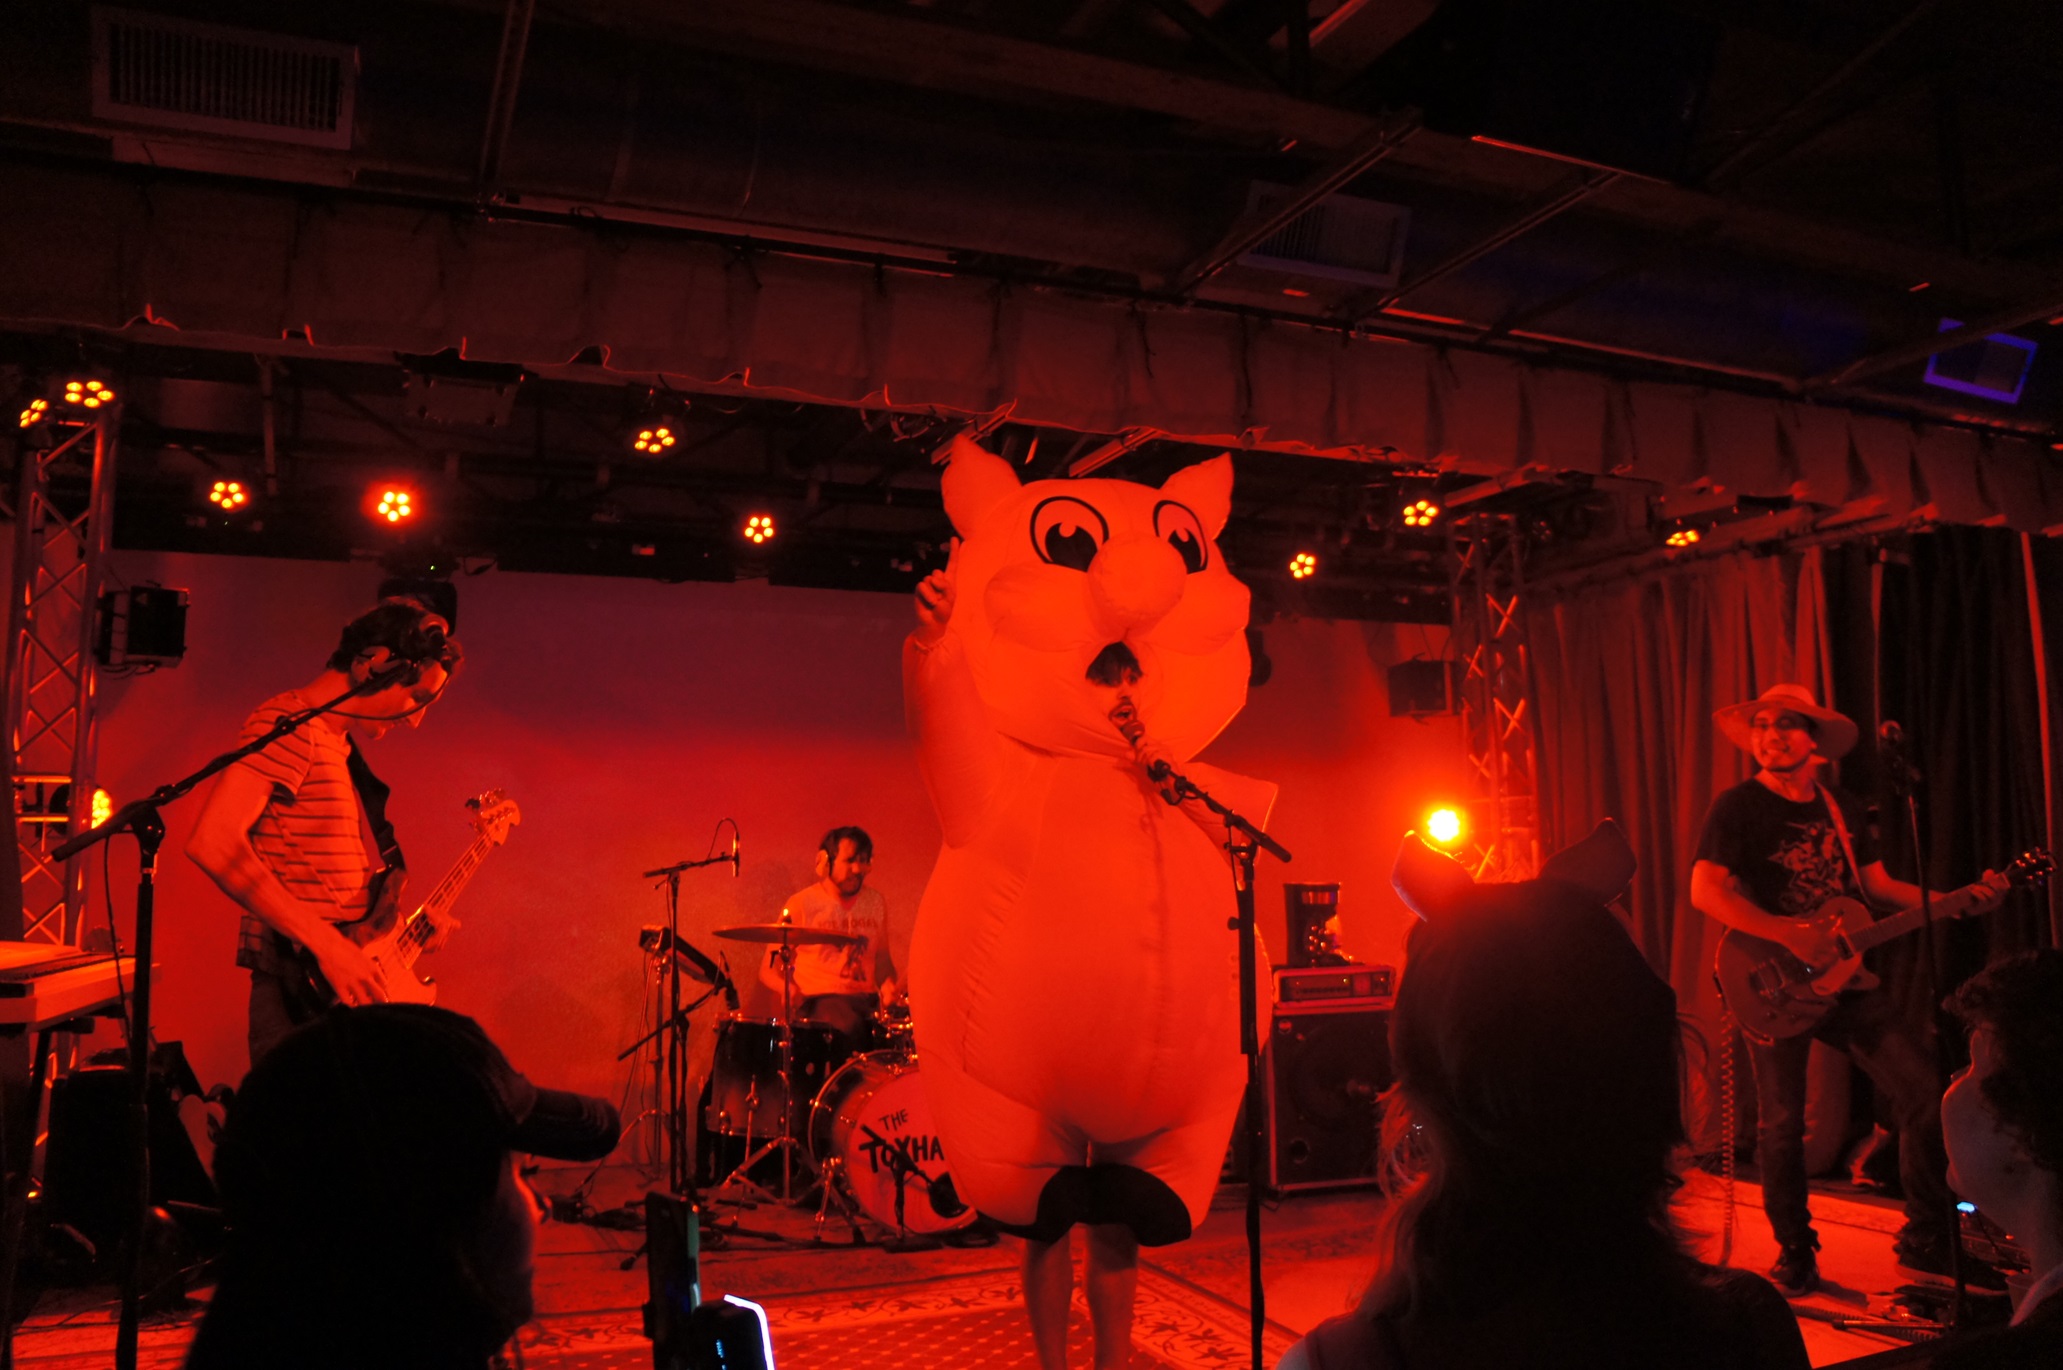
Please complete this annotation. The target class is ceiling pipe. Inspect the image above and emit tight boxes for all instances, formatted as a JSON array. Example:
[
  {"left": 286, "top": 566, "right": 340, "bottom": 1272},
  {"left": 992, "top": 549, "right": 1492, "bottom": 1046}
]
[
  {"left": 1700, "top": 0, "right": 1945, "bottom": 187},
  {"left": 1347, "top": 166, "right": 1621, "bottom": 323},
  {"left": 1805, "top": 292, "right": 2063, "bottom": 392},
  {"left": 1069, "top": 428, "right": 1161, "bottom": 476},
  {"left": 477, "top": 0, "right": 538, "bottom": 191},
  {"left": 1171, "top": 111, "right": 1421, "bottom": 294}
]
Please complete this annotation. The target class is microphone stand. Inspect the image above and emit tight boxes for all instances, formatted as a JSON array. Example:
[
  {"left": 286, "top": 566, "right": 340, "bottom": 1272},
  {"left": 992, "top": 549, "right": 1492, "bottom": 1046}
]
[
  {"left": 1840, "top": 727, "right": 1968, "bottom": 1339},
  {"left": 627, "top": 852, "right": 751, "bottom": 1266},
  {"left": 1145, "top": 759, "right": 1290, "bottom": 1370},
  {"left": 36, "top": 663, "right": 418, "bottom": 1370}
]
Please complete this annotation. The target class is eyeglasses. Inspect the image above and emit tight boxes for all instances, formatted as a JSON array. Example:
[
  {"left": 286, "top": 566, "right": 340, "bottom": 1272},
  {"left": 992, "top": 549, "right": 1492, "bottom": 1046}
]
[{"left": 1749, "top": 714, "right": 1812, "bottom": 734}]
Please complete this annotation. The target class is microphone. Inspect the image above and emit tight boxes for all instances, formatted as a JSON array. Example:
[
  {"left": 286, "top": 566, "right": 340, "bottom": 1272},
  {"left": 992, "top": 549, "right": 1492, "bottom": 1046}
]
[
  {"left": 731, "top": 828, "right": 741, "bottom": 878},
  {"left": 1879, "top": 719, "right": 1922, "bottom": 786},
  {"left": 1108, "top": 695, "right": 1172, "bottom": 782}
]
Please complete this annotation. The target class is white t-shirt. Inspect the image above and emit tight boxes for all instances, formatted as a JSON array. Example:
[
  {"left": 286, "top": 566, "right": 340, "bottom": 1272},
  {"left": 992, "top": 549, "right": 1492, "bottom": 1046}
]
[{"left": 764, "top": 883, "right": 890, "bottom": 998}]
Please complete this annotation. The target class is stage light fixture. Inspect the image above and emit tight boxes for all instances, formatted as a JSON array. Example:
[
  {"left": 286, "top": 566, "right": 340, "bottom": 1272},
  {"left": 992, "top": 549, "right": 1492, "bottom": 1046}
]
[
  {"left": 1402, "top": 497, "right": 1442, "bottom": 529},
  {"left": 1289, "top": 551, "right": 1318, "bottom": 579},
  {"left": 61, "top": 378, "right": 117, "bottom": 411},
  {"left": 1665, "top": 527, "right": 1701, "bottom": 548},
  {"left": 375, "top": 488, "right": 416, "bottom": 524},
  {"left": 631, "top": 423, "right": 677, "bottom": 456},
  {"left": 743, "top": 514, "right": 776, "bottom": 545},
  {"left": 19, "top": 398, "right": 48, "bottom": 428},
  {"left": 208, "top": 479, "right": 250, "bottom": 512},
  {"left": 91, "top": 788, "right": 113, "bottom": 830},
  {"left": 1426, "top": 807, "right": 1464, "bottom": 845}
]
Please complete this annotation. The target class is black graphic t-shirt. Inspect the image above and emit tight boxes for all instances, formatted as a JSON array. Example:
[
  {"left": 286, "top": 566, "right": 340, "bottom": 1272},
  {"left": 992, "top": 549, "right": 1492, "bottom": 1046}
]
[{"left": 1695, "top": 779, "right": 1879, "bottom": 921}]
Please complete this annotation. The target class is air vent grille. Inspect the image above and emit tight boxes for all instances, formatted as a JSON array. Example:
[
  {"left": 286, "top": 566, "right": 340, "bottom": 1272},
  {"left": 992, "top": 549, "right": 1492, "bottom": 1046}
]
[
  {"left": 91, "top": 7, "right": 356, "bottom": 149},
  {"left": 1239, "top": 185, "right": 1410, "bottom": 289}
]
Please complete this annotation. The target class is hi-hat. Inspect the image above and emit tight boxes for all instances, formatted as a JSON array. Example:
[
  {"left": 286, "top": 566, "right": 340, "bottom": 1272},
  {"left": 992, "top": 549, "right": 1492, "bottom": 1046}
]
[{"left": 713, "top": 922, "right": 858, "bottom": 947}]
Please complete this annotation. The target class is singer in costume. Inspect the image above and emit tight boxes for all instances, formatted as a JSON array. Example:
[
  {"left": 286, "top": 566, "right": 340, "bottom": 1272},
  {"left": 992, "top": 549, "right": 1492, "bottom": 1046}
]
[
  {"left": 1689, "top": 684, "right": 2006, "bottom": 1297},
  {"left": 757, "top": 825, "right": 901, "bottom": 1036},
  {"left": 905, "top": 436, "right": 1275, "bottom": 1370},
  {"left": 187, "top": 601, "right": 462, "bottom": 1065}
]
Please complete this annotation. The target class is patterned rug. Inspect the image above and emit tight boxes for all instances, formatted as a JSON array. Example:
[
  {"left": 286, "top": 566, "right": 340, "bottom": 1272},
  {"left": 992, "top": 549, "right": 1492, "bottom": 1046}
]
[{"left": 510, "top": 1263, "right": 1296, "bottom": 1369}]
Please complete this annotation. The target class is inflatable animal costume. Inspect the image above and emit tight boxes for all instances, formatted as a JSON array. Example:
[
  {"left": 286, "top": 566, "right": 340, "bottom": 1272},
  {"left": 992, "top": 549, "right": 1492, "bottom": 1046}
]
[{"left": 903, "top": 435, "right": 1276, "bottom": 1246}]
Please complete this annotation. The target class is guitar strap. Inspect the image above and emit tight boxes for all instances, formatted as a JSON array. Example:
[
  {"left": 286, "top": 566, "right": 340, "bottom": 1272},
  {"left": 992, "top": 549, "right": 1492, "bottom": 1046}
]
[
  {"left": 346, "top": 737, "right": 408, "bottom": 873},
  {"left": 1815, "top": 781, "right": 1870, "bottom": 909}
]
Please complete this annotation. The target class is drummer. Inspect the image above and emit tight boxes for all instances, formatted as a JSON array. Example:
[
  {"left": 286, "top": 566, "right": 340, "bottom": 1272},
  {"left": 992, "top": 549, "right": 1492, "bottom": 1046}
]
[{"left": 760, "top": 826, "right": 902, "bottom": 1039}]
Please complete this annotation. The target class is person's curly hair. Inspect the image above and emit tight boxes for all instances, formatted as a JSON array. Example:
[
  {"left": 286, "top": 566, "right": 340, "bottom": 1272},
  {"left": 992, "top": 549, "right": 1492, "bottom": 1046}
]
[{"left": 1945, "top": 950, "right": 2063, "bottom": 1184}]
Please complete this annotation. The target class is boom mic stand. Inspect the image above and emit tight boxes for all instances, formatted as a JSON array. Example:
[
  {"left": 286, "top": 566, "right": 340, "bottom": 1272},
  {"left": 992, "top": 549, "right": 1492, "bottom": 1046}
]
[
  {"left": 1142, "top": 758, "right": 1290, "bottom": 1370},
  {"left": 622, "top": 851, "right": 758, "bottom": 1264},
  {"left": 36, "top": 662, "right": 421, "bottom": 1370}
]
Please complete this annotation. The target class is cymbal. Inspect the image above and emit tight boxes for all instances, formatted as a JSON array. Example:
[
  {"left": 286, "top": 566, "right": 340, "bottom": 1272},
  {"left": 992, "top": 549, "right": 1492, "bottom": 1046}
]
[{"left": 712, "top": 922, "right": 859, "bottom": 947}]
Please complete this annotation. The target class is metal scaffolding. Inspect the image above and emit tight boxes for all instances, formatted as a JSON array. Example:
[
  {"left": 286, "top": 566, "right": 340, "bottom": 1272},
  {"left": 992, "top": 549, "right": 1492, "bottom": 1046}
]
[
  {"left": 6, "top": 410, "right": 118, "bottom": 945},
  {"left": 1449, "top": 513, "right": 1541, "bottom": 882}
]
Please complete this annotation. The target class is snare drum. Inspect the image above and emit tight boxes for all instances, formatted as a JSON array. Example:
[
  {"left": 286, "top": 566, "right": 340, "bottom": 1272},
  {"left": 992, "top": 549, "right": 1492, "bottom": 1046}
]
[
  {"left": 704, "top": 1015, "right": 856, "bottom": 1139},
  {"left": 808, "top": 1053, "right": 973, "bottom": 1234}
]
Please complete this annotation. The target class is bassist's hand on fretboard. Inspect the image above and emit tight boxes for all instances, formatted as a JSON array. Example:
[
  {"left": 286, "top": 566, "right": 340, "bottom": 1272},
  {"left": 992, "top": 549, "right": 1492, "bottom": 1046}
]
[{"left": 1964, "top": 870, "right": 2012, "bottom": 916}]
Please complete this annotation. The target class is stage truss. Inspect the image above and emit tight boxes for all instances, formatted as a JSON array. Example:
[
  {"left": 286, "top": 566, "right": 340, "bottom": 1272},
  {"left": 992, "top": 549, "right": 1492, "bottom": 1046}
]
[
  {"left": 1449, "top": 513, "right": 1541, "bottom": 881},
  {"left": 5, "top": 412, "right": 118, "bottom": 945}
]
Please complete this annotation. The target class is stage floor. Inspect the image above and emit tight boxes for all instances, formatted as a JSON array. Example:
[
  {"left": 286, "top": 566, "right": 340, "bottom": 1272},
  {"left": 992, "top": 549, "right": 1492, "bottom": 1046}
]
[{"left": 5, "top": 1164, "right": 1969, "bottom": 1367}]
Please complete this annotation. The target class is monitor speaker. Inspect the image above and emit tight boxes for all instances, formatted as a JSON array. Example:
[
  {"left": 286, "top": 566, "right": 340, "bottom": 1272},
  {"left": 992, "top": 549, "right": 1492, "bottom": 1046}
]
[{"left": 1264, "top": 1003, "right": 1390, "bottom": 1193}]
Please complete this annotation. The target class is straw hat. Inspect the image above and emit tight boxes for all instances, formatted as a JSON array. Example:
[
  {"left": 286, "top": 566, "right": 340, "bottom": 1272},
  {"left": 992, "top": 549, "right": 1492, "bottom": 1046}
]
[{"left": 1714, "top": 683, "right": 1858, "bottom": 760}]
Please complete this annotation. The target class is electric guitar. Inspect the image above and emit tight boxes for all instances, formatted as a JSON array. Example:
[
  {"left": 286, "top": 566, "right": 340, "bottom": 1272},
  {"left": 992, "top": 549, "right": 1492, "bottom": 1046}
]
[
  {"left": 294, "top": 790, "right": 521, "bottom": 1008},
  {"left": 1715, "top": 847, "right": 2051, "bottom": 1042}
]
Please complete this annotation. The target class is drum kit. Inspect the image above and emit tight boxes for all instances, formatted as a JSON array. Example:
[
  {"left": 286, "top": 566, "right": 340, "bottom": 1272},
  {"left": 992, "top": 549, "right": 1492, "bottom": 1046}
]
[{"left": 699, "top": 917, "right": 972, "bottom": 1244}]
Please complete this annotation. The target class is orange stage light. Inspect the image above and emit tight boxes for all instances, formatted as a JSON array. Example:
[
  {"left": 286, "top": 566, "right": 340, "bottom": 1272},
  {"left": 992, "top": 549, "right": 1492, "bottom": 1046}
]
[
  {"left": 1426, "top": 807, "right": 1464, "bottom": 845},
  {"left": 743, "top": 513, "right": 776, "bottom": 544},
  {"left": 1665, "top": 527, "right": 1701, "bottom": 548},
  {"left": 1288, "top": 551, "right": 1317, "bottom": 579},
  {"left": 1402, "top": 498, "right": 1442, "bottom": 529},
  {"left": 375, "top": 488, "right": 416, "bottom": 524},
  {"left": 209, "top": 479, "right": 250, "bottom": 511},
  {"left": 19, "top": 398, "right": 48, "bottom": 429},
  {"left": 62, "top": 379, "right": 116, "bottom": 410},
  {"left": 632, "top": 425, "right": 676, "bottom": 455},
  {"left": 91, "top": 788, "right": 114, "bottom": 830}
]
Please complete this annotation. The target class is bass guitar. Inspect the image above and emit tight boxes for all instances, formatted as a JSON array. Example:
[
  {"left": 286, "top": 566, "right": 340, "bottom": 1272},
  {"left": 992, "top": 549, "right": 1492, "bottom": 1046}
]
[
  {"left": 294, "top": 789, "right": 521, "bottom": 1008},
  {"left": 1715, "top": 847, "right": 2051, "bottom": 1043}
]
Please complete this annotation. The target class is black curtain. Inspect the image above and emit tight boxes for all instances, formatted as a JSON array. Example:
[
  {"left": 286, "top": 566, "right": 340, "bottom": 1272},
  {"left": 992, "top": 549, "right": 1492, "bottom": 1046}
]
[{"left": 1826, "top": 528, "right": 2055, "bottom": 1041}]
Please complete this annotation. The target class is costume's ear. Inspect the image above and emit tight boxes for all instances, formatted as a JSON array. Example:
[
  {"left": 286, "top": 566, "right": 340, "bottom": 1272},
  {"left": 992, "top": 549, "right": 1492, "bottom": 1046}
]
[
  {"left": 1392, "top": 834, "right": 1477, "bottom": 922},
  {"left": 941, "top": 435, "right": 1021, "bottom": 537},
  {"left": 1159, "top": 453, "right": 1233, "bottom": 539},
  {"left": 1538, "top": 818, "right": 1637, "bottom": 905}
]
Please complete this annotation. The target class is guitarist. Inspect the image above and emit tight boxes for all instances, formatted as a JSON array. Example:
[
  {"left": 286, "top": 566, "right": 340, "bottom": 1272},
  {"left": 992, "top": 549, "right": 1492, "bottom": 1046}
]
[
  {"left": 1689, "top": 684, "right": 2006, "bottom": 1298},
  {"left": 187, "top": 601, "right": 463, "bottom": 1067}
]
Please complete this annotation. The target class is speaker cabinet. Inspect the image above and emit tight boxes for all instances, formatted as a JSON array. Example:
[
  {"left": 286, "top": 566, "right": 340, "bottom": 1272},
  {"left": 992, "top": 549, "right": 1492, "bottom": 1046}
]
[{"left": 1263, "top": 1002, "right": 1390, "bottom": 1193}]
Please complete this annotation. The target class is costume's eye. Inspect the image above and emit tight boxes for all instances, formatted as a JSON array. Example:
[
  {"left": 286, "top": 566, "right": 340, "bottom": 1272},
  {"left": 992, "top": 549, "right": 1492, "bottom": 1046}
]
[
  {"left": 1154, "top": 501, "right": 1209, "bottom": 573},
  {"left": 1029, "top": 497, "right": 1109, "bottom": 571}
]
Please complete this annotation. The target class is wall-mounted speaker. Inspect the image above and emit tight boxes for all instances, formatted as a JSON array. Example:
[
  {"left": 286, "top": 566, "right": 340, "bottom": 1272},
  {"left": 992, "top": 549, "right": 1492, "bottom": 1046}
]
[{"left": 1263, "top": 1002, "right": 1391, "bottom": 1193}]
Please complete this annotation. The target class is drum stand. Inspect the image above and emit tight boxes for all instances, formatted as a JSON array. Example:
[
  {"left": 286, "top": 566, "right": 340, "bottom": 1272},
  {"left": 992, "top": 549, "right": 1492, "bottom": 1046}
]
[
  {"left": 861, "top": 1122, "right": 944, "bottom": 1254},
  {"left": 710, "top": 933, "right": 817, "bottom": 1206}
]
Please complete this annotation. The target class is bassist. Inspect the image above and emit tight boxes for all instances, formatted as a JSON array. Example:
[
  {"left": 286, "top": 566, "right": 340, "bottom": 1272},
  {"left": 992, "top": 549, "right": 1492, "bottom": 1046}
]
[
  {"left": 1689, "top": 684, "right": 2005, "bottom": 1298},
  {"left": 187, "top": 601, "right": 462, "bottom": 1066}
]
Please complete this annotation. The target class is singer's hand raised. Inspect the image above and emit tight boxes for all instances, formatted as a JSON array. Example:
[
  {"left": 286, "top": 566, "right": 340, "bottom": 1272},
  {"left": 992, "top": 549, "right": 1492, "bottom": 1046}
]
[{"left": 913, "top": 539, "right": 960, "bottom": 648}]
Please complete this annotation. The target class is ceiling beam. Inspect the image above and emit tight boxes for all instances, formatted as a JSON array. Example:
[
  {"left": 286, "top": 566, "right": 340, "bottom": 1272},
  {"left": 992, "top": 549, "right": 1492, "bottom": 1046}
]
[
  {"left": 1804, "top": 290, "right": 2063, "bottom": 392},
  {"left": 487, "top": 0, "right": 2043, "bottom": 308},
  {"left": 1170, "top": 110, "right": 1420, "bottom": 293},
  {"left": 1347, "top": 167, "right": 1620, "bottom": 322}
]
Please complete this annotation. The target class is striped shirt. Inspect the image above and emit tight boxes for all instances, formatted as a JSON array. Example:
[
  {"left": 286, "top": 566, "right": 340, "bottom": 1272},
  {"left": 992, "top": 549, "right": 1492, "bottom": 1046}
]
[{"left": 231, "top": 690, "right": 374, "bottom": 969}]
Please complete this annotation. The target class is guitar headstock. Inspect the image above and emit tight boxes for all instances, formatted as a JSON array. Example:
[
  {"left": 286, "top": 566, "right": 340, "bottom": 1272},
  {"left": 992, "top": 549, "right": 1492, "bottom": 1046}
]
[
  {"left": 2008, "top": 848, "right": 2054, "bottom": 887},
  {"left": 465, "top": 789, "right": 522, "bottom": 846}
]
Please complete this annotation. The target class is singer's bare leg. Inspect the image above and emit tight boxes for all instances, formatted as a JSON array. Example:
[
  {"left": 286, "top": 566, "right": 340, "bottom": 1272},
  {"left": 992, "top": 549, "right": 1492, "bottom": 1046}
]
[
  {"left": 1086, "top": 1223, "right": 1138, "bottom": 1370},
  {"left": 1023, "top": 1231, "right": 1074, "bottom": 1370}
]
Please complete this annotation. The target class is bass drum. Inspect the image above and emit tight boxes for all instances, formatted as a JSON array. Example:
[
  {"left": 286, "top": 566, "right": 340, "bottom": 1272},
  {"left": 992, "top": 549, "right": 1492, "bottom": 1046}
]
[{"left": 808, "top": 1053, "right": 974, "bottom": 1235}]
